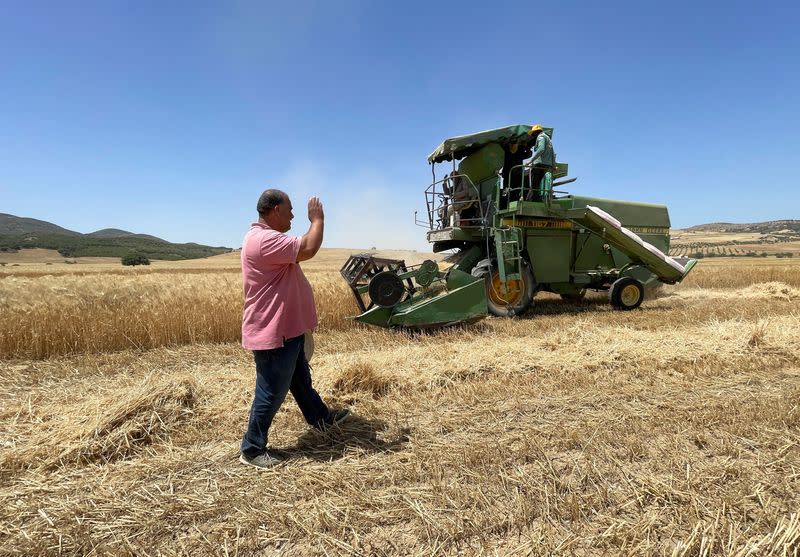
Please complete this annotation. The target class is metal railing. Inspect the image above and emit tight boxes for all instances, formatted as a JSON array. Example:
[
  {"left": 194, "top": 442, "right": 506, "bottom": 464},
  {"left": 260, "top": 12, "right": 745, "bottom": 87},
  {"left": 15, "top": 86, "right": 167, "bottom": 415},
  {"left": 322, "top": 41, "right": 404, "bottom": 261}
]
[
  {"left": 503, "top": 161, "right": 554, "bottom": 207},
  {"left": 417, "top": 165, "right": 577, "bottom": 231},
  {"left": 501, "top": 163, "right": 578, "bottom": 211},
  {"left": 418, "top": 173, "right": 487, "bottom": 230}
]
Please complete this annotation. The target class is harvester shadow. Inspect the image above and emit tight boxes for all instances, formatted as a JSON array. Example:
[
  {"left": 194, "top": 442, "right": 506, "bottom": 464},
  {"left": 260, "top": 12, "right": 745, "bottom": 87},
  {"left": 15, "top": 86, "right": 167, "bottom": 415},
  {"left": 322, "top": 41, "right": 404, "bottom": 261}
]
[
  {"left": 524, "top": 294, "right": 669, "bottom": 318},
  {"left": 523, "top": 297, "right": 608, "bottom": 317},
  {"left": 280, "top": 413, "right": 410, "bottom": 462},
  {"left": 401, "top": 321, "right": 492, "bottom": 339}
]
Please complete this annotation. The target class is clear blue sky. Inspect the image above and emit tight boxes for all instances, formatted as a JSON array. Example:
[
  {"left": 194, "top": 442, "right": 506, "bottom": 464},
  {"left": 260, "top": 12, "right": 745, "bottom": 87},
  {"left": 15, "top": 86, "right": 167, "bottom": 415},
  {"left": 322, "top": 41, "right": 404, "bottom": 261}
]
[{"left": 2, "top": 1, "right": 798, "bottom": 250}]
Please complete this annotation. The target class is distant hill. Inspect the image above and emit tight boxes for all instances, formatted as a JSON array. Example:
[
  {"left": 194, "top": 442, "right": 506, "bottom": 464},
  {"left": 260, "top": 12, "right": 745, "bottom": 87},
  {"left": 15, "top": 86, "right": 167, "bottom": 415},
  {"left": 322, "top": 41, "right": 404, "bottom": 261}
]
[
  {"left": 0, "top": 213, "right": 81, "bottom": 236},
  {"left": 0, "top": 214, "right": 231, "bottom": 260},
  {"left": 683, "top": 220, "right": 800, "bottom": 233},
  {"left": 87, "top": 228, "right": 166, "bottom": 242},
  {"left": 86, "top": 228, "right": 138, "bottom": 238}
]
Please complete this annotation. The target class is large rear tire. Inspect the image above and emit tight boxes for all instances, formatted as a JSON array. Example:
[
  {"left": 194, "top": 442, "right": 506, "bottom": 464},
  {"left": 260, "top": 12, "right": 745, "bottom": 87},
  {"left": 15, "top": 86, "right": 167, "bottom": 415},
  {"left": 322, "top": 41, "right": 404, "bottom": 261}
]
[{"left": 473, "top": 259, "right": 536, "bottom": 317}]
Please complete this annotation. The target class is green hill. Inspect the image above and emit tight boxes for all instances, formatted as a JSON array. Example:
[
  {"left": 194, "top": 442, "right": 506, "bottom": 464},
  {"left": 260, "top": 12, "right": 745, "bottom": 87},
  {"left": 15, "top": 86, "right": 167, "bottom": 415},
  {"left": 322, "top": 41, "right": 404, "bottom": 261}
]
[
  {"left": 0, "top": 213, "right": 81, "bottom": 236},
  {"left": 684, "top": 220, "right": 800, "bottom": 233},
  {"left": 0, "top": 214, "right": 231, "bottom": 260},
  {"left": 86, "top": 228, "right": 166, "bottom": 242}
]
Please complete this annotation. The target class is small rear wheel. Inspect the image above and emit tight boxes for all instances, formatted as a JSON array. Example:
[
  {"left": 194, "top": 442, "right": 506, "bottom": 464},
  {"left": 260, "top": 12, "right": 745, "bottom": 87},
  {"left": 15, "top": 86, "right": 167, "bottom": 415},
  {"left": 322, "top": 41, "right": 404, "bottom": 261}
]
[{"left": 609, "top": 277, "right": 644, "bottom": 310}]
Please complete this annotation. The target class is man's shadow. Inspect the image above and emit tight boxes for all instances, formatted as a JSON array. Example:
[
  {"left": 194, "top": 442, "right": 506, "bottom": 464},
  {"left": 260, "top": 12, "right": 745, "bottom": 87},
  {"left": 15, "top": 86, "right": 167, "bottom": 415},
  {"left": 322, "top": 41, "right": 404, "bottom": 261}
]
[{"left": 278, "top": 412, "right": 410, "bottom": 462}]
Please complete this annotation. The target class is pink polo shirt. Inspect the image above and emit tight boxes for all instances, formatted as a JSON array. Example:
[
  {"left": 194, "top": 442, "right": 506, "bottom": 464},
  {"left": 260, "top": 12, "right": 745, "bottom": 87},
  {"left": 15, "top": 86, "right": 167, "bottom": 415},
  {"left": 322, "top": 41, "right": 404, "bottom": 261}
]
[{"left": 241, "top": 222, "right": 318, "bottom": 350}]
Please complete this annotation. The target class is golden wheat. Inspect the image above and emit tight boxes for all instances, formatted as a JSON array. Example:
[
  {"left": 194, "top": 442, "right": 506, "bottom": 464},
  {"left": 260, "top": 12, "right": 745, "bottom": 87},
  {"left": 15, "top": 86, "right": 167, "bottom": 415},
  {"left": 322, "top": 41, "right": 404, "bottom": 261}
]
[
  {"left": 681, "top": 258, "right": 800, "bottom": 288},
  {"left": 2, "top": 257, "right": 799, "bottom": 360},
  {"left": 0, "top": 269, "right": 360, "bottom": 359}
]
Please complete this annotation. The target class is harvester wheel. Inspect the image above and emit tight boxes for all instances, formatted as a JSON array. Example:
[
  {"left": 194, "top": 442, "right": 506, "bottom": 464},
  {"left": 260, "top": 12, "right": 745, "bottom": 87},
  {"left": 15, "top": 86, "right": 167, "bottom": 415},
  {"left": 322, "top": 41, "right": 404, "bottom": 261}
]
[
  {"left": 609, "top": 277, "right": 644, "bottom": 310},
  {"left": 473, "top": 259, "right": 535, "bottom": 317}
]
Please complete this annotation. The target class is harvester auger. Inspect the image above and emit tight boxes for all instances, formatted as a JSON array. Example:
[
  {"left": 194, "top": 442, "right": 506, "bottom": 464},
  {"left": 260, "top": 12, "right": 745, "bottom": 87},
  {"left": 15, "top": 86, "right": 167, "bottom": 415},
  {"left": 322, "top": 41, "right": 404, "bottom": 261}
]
[{"left": 342, "top": 124, "right": 698, "bottom": 328}]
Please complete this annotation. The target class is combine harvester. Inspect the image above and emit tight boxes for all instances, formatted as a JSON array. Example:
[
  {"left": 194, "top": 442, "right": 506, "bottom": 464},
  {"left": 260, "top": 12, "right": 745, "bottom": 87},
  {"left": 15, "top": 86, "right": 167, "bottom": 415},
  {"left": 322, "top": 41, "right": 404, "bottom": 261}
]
[{"left": 341, "top": 124, "right": 697, "bottom": 328}]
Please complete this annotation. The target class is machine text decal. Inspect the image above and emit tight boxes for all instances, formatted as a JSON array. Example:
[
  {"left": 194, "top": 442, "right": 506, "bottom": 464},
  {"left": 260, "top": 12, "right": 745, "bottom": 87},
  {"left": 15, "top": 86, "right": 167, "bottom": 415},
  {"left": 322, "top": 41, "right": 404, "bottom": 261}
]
[
  {"left": 627, "top": 226, "right": 670, "bottom": 235},
  {"left": 501, "top": 218, "right": 572, "bottom": 229}
]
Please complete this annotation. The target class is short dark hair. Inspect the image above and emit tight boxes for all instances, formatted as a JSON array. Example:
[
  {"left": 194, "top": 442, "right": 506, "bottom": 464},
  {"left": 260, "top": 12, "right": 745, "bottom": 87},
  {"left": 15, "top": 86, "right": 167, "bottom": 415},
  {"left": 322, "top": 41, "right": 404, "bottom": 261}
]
[{"left": 256, "top": 189, "right": 287, "bottom": 216}]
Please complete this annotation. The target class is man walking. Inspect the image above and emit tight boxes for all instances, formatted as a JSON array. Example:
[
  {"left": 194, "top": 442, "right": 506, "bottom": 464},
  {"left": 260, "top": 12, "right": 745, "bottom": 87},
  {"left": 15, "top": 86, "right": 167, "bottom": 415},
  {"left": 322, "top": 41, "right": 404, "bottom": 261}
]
[{"left": 240, "top": 189, "right": 349, "bottom": 469}]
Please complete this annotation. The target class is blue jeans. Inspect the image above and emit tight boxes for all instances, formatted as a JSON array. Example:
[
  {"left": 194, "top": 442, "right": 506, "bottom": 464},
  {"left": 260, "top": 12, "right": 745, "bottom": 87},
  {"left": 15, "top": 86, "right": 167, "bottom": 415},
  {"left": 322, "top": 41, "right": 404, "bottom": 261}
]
[{"left": 241, "top": 334, "right": 331, "bottom": 458}]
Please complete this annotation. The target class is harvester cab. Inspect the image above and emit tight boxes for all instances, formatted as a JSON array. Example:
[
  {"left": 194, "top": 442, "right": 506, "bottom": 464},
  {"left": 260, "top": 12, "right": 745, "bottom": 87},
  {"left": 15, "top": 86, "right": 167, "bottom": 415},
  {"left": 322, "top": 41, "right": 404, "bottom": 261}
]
[{"left": 341, "top": 124, "right": 698, "bottom": 328}]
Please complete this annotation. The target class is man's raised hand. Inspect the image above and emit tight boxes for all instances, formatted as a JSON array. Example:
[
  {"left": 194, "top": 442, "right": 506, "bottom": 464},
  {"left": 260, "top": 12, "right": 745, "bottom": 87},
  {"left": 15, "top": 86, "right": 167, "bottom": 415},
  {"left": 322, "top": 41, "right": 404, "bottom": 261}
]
[{"left": 308, "top": 197, "right": 324, "bottom": 223}]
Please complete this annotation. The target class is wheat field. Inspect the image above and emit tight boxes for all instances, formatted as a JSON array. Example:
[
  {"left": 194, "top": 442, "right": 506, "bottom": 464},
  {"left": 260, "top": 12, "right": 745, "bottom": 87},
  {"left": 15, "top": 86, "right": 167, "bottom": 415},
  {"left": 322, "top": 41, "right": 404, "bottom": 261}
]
[{"left": 1, "top": 251, "right": 799, "bottom": 556}]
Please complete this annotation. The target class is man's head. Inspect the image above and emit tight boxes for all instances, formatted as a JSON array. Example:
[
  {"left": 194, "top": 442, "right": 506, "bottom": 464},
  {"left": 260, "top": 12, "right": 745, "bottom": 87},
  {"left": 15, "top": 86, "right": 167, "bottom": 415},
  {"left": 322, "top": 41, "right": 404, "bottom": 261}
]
[
  {"left": 527, "top": 124, "right": 543, "bottom": 139},
  {"left": 257, "top": 189, "right": 294, "bottom": 232}
]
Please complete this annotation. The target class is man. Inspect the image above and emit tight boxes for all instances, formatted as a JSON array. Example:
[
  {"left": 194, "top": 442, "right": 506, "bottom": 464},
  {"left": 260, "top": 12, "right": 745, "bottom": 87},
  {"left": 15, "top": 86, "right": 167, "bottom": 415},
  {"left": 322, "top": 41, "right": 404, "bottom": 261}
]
[
  {"left": 527, "top": 125, "right": 555, "bottom": 201},
  {"left": 239, "top": 189, "right": 349, "bottom": 469}
]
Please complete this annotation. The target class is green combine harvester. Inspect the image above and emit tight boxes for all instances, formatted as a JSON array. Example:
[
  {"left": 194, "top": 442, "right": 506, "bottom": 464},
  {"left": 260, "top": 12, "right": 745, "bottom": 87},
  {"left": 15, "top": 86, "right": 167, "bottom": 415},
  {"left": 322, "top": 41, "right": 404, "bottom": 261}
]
[{"left": 341, "top": 124, "right": 697, "bottom": 328}]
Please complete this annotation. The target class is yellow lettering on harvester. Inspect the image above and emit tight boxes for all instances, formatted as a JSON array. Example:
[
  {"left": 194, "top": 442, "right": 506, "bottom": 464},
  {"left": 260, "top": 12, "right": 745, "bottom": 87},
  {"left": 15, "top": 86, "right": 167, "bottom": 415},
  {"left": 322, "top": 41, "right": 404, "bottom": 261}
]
[
  {"left": 627, "top": 226, "right": 670, "bottom": 235},
  {"left": 500, "top": 219, "right": 670, "bottom": 235},
  {"left": 501, "top": 218, "right": 572, "bottom": 229}
]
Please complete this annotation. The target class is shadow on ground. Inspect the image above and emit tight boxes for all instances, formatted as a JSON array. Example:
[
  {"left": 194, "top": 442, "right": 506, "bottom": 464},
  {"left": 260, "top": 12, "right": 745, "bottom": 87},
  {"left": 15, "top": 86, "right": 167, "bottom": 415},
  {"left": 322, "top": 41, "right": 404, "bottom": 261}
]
[
  {"left": 525, "top": 297, "right": 608, "bottom": 316},
  {"left": 522, "top": 288, "right": 675, "bottom": 317},
  {"left": 279, "top": 412, "right": 410, "bottom": 461}
]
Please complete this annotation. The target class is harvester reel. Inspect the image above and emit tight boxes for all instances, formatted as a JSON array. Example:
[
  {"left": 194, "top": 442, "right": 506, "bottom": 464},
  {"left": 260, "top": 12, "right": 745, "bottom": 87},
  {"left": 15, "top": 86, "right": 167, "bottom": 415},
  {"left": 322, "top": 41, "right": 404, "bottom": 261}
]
[{"left": 368, "top": 271, "right": 406, "bottom": 308}]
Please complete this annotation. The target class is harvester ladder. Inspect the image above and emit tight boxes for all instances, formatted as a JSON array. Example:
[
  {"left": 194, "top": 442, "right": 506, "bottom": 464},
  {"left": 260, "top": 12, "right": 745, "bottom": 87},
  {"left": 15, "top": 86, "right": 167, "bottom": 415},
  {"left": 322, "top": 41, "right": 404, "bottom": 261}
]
[{"left": 494, "top": 226, "right": 522, "bottom": 282}]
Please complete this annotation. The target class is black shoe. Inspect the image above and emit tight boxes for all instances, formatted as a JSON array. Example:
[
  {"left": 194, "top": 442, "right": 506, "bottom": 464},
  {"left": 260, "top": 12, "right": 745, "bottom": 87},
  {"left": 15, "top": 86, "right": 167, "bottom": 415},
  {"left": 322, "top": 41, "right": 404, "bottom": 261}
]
[{"left": 315, "top": 409, "right": 350, "bottom": 430}]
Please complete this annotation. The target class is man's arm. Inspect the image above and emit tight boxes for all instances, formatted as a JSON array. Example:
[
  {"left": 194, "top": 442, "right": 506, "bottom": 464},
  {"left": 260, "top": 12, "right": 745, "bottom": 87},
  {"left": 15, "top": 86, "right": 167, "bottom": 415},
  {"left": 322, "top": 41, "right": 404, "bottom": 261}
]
[{"left": 297, "top": 197, "right": 324, "bottom": 262}]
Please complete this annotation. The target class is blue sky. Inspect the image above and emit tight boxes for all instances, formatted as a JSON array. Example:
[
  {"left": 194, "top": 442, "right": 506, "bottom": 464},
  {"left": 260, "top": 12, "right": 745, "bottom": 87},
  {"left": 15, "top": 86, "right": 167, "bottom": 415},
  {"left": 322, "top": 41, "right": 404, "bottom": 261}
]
[{"left": 2, "top": 1, "right": 798, "bottom": 250}]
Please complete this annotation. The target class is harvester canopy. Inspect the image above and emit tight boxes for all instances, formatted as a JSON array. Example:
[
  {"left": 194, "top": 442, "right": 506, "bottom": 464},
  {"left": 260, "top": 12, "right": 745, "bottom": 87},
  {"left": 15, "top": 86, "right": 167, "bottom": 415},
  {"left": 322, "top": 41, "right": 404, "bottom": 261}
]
[{"left": 427, "top": 124, "right": 553, "bottom": 164}]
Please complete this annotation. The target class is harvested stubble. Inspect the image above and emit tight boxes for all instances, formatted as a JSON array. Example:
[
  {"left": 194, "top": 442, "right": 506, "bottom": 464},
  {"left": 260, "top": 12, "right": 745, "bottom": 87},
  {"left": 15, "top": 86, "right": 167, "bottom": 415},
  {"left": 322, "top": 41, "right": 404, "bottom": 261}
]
[
  {"left": 2, "top": 375, "right": 196, "bottom": 472},
  {"left": 1, "top": 257, "right": 800, "bottom": 555}
]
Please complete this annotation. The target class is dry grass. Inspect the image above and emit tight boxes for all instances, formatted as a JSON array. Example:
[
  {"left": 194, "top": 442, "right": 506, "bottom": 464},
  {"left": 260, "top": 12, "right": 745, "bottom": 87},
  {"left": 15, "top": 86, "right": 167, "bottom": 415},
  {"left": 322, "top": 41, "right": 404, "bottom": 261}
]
[
  {"left": 0, "top": 273, "right": 244, "bottom": 359},
  {"left": 1, "top": 255, "right": 799, "bottom": 555},
  {"left": 680, "top": 258, "right": 800, "bottom": 289},
  {"left": 0, "top": 248, "right": 443, "bottom": 360},
  {"left": 2, "top": 375, "right": 196, "bottom": 472},
  {"left": 0, "top": 269, "right": 359, "bottom": 360},
  {"left": 2, "top": 253, "right": 799, "bottom": 361}
]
